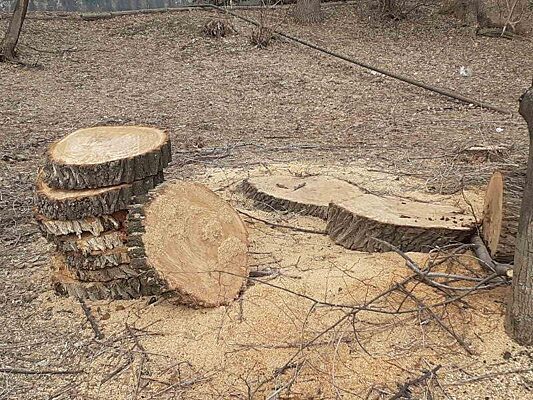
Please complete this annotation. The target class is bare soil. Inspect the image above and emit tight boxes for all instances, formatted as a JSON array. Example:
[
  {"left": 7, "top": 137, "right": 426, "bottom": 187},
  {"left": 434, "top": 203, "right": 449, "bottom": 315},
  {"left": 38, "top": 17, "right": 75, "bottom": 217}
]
[{"left": 1, "top": 3, "right": 533, "bottom": 399}]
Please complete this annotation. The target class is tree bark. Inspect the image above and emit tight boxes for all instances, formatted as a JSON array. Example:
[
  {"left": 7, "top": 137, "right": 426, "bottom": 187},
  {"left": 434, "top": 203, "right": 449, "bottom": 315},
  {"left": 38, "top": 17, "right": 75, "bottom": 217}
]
[
  {"left": 1, "top": 0, "right": 29, "bottom": 62},
  {"left": 506, "top": 87, "right": 533, "bottom": 345},
  {"left": 293, "top": 0, "right": 323, "bottom": 24}
]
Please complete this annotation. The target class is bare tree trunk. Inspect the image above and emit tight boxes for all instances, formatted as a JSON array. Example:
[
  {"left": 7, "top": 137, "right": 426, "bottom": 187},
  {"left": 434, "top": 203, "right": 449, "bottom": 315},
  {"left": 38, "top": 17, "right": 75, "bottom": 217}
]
[
  {"left": 505, "top": 87, "right": 533, "bottom": 345},
  {"left": 1, "top": 0, "right": 30, "bottom": 62},
  {"left": 293, "top": 0, "right": 323, "bottom": 24}
]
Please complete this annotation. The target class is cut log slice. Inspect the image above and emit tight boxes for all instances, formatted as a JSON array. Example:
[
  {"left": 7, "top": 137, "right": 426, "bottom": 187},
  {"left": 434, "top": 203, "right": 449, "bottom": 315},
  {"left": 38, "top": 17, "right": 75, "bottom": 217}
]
[
  {"left": 64, "top": 248, "right": 130, "bottom": 270},
  {"left": 43, "top": 126, "right": 171, "bottom": 190},
  {"left": 36, "top": 211, "right": 127, "bottom": 236},
  {"left": 51, "top": 254, "right": 139, "bottom": 282},
  {"left": 482, "top": 170, "right": 524, "bottom": 263},
  {"left": 54, "top": 231, "right": 126, "bottom": 255},
  {"left": 35, "top": 172, "right": 163, "bottom": 220},
  {"left": 327, "top": 194, "right": 477, "bottom": 253},
  {"left": 240, "top": 175, "right": 364, "bottom": 219},
  {"left": 132, "top": 181, "right": 249, "bottom": 307}
]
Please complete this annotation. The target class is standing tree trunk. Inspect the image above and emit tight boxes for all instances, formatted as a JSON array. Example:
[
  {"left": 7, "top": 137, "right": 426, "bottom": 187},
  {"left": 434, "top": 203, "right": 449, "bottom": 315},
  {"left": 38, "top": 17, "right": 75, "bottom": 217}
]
[
  {"left": 506, "top": 86, "right": 533, "bottom": 345},
  {"left": 1, "top": 0, "right": 30, "bottom": 62},
  {"left": 293, "top": 0, "right": 323, "bottom": 24}
]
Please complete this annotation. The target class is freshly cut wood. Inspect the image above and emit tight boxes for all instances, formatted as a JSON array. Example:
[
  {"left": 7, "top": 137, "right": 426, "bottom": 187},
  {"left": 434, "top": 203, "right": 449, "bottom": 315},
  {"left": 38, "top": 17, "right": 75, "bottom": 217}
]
[
  {"left": 43, "top": 126, "right": 171, "bottom": 189},
  {"left": 482, "top": 170, "right": 525, "bottom": 263},
  {"left": 240, "top": 175, "right": 364, "bottom": 219},
  {"left": 35, "top": 172, "right": 163, "bottom": 220},
  {"left": 36, "top": 211, "right": 127, "bottom": 236},
  {"left": 54, "top": 231, "right": 126, "bottom": 255},
  {"left": 64, "top": 248, "right": 130, "bottom": 270},
  {"left": 129, "top": 181, "right": 249, "bottom": 307},
  {"left": 327, "top": 194, "right": 476, "bottom": 252}
]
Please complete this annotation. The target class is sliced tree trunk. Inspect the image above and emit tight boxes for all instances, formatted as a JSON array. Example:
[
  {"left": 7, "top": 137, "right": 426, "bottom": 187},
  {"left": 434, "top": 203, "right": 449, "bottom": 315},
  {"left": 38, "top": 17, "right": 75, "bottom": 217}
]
[
  {"left": 35, "top": 172, "right": 163, "bottom": 220},
  {"left": 506, "top": 87, "right": 533, "bottom": 345},
  {"left": 327, "top": 194, "right": 477, "bottom": 252},
  {"left": 482, "top": 170, "right": 525, "bottom": 263},
  {"left": 42, "top": 126, "right": 171, "bottom": 190},
  {"left": 293, "top": 0, "right": 323, "bottom": 23},
  {"left": 1, "top": 0, "right": 29, "bottom": 62},
  {"left": 64, "top": 248, "right": 130, "bottom": 270},
  {"left": 240, "top": 175, "right": 364, "bottom": 220},
  {"left": 127, "top": 181, "right": 249, "bottom": 307},
  {"left": 36, "top": 211, "right": 127, "bottom": 236},
  {"left": 54, "top": 230, "right": 126, "bottom": 255},
  {"left": 53, "top": 253, "right": 138, "bottom": 282}
]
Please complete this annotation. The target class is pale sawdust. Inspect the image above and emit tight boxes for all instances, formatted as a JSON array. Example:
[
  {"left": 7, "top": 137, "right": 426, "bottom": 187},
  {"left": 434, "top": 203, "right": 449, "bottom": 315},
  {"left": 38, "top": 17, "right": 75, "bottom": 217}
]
[{"left": 36, "top": 163, "right": 532, "bottom": 399}]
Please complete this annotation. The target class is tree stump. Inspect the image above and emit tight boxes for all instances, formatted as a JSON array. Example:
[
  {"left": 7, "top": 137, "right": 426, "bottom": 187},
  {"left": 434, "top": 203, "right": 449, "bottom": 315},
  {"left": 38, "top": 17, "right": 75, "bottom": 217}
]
[
  {"left": 42, "top": 126, "right": 171, "bottom": 190},
  {"left": 127, "top": 181, "right": 249, "bottom": 307},
  {"left": 482, "top": 170, "right": 525, "bottom": 263},
  {"left": 327, "top": 194, "right": 476, "bottom": 252},
  {"left": 240, "top": 175, "right": 364, "bottom": 220}
]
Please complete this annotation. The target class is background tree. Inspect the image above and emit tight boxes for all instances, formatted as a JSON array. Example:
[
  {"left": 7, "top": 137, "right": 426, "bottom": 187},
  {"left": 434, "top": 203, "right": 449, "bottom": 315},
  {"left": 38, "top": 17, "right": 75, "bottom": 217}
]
[
  {"left": 1, "top": 0, "right": 29, "bottom": 62},
  {"left": 506, "top": 86, "right": 533, "bottom": 345},
  {"left": 293, "top": 0, "right": 323, "bottom": 24}
]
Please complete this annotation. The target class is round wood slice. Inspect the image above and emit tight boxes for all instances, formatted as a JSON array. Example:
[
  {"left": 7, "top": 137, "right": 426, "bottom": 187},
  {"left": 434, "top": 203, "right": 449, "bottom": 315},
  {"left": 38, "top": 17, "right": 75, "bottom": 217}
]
[
  {"left": 36, "top": 211, "right": 127, "bottom": 236},
  {"left": 327, "top": 194, "right": 477, "bottom": 252},
  {"left": 43, "top": 126, "right": 171, "bottom": 189},
  {"left": 51, "top": 270, "right": 160, "bottom": 301},
  {"left": 482, "top": 170, "right": 524, "bottom": 263},
  {"left": 35, "top": 172, "right": 163, "bottom": 220},
  {"left": 240, "top": 175, "right": 364, "bottom": 219},
  {"left": 130, "top": 181, "right": 249, "bottom": 307},
  {"left": 64, "top": 248, "right": 130, "bottom": 270},
  {"left": 51, "top": 253, "right": 138, "bottom": 282},
  {"left": 54, "top": 231, "right": 126, "bottom": 255}
]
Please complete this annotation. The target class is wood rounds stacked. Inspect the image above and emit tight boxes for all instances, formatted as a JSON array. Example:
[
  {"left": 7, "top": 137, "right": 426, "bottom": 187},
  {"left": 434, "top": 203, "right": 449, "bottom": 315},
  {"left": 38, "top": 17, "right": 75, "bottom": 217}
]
[{"left": 35, "top": 126, "right": 171, "bottom": 301}]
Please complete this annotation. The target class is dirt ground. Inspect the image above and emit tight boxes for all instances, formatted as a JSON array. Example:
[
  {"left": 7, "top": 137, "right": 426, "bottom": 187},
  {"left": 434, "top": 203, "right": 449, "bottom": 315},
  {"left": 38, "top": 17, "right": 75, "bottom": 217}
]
[{"left": 1, "top": 3, "right": 533, "bottom": 399}]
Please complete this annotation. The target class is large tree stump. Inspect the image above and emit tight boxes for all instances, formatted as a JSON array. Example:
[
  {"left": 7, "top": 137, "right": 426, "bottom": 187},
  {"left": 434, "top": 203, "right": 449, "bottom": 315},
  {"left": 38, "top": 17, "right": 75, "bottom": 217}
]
[
  {"left": 127, "top": 181, "right": 249, "bottom": 307},
  {"left": 35, "top": 172, "right": 163, "bottom": 220},
  {"left": 42, "top": 126, "right": 171, "bottom": 190},
  {"left": 240, "top": 175, "right": 364, "bottom": 220},
  {"left": 327, "top": 194, "right": 476, "bottom": 252},
  {"left": 482, "top": 170, "right": 525, "bottom": 263}
]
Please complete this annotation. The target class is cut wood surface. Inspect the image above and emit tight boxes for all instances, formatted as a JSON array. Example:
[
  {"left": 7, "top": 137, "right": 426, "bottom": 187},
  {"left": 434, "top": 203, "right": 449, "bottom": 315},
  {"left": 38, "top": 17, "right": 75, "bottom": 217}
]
[
  {"left": 43, "top": 126, "right": 171, "bottom": 189},
  {"left": 36, "top": 211, "right": 127, "bottom": 236},
  {"left": 132, "top": 180, "right": 249, "bottom": 307},
  {"left": 240, "top": 175, "right": 364, "bottom": 219},
  {"left": 327, "top": 194, "right": 477, "bottom": 252},
  {"left": 35, "top": 172, "right": 163, "bottom": 220},
  {"left": 482, "top": 170, "right": 525, "bottom": 263}
]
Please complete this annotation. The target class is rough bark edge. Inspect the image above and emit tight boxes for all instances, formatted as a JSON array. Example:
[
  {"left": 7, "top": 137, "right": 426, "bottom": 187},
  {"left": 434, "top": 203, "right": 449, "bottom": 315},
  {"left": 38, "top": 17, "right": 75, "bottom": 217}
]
[
  {"left": 35, "top": 172, "right": 164, "bottom": 220},
  {"left": 64, "top": 248, "right": 131, "bottom": 270},
  {"left": 52, "top": 230, "right": 126, "bottom": 255},
  {"left": 35, "top": 210, "right": 127, "bottom": 236},
  {"left": 42, "top": 130, "right": 171, "bottom": 190},
  {"left": 52, "top": 253, "right": 139, "bottom": 282},
  {"left": 238, "top": 179, "right": 329, "bottom": 220},
  {"left": 326, "top": 202, "right": 475, "bottom": 253},
  {"left": 125, "top": 183, "right": 248, "bottom": 308}
]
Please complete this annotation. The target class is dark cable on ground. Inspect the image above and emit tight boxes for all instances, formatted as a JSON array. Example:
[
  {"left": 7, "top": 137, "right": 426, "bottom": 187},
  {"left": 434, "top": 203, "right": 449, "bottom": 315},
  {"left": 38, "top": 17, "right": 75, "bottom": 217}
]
[{"left": 209, "top": 4, "right": 511, "bottom": 115}]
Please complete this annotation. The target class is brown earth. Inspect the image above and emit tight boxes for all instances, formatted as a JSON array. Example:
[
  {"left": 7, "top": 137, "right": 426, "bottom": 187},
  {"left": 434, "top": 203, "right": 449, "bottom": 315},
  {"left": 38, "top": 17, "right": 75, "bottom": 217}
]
[{"left": 1, "top": 3, "right": 533, "bottom": 399}]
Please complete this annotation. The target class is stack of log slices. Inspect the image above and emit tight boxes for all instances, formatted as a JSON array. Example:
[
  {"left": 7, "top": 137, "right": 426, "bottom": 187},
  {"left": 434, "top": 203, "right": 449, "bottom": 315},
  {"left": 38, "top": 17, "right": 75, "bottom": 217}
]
[
  {"left": 35, "top": 126, "right": 249, "bottom": 307},
  {"left": 240, "top": 175, "right": 477, "bottom": 253}
]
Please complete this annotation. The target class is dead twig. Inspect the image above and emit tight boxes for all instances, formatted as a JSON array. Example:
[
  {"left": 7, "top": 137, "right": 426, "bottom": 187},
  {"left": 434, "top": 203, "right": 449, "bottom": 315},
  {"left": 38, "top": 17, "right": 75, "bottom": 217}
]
[
  {"left": 237, "top": 209, "right": 326, "bottom": 235},
  {"left": 0, "top": 367, "right": 83, "bottom": 375},
  {"left": 78, "top": 297, "right": 104, "bottom": 340},
  {"left": 390, "top": 365, "right": 441, "bottom": 400}
]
